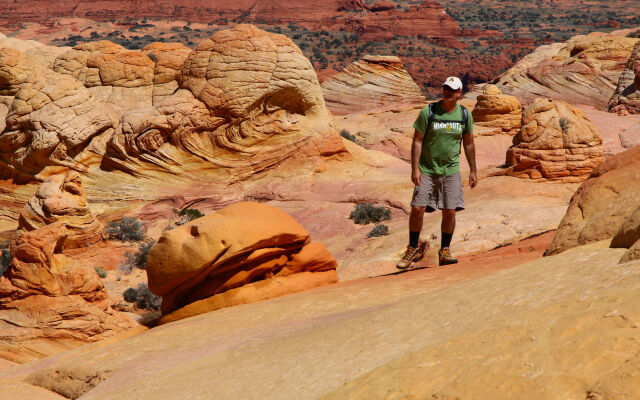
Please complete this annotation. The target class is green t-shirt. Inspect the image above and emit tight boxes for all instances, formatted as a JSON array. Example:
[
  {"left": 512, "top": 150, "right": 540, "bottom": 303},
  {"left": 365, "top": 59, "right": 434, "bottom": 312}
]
[{"left": 412, "top": 101, "right": 474, "bottom": 177}]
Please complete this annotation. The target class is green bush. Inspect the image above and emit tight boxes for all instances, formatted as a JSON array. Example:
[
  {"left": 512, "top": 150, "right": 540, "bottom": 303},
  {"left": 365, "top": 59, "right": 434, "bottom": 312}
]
[
  {"left": 0, "top": 249, "right": 10, "bottom": 278},
  {"left": 118, "top": 240, "right": 156, "bottom": 274},
  {"left": 340, "top": 129, "right": 356, "bottom": 142},
  {"left": 123, "top": 284, "right": 161, "bottom": 310},
  {"left": 123, "top": 287, "right": 139, "bottom": 303},
  {"left": 559, "top": 117, "right": 571, "bottom": 134},
  {"left": 107, "top": 216, "right": 145, "bottom": 242},
  {"left": 367, "top": 224, "right": 389, "bottom": 238},
  {"left": 175, "top": 208, "right": 205, "bottom": 224},
  {"left": 135, "top": 284, "right": 162, "bottom": 310},
  {"left": 94, "top": 266, "right": 108, "bottom": 278},
  {"left": 349, "top": 204, "right": 391, "bottom": 225}
]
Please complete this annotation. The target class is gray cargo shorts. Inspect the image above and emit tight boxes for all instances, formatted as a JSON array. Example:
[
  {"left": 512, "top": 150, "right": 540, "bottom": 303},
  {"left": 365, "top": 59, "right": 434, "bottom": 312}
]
[{"left": 411, "top": 171, "right": 465, "bottom": 213}]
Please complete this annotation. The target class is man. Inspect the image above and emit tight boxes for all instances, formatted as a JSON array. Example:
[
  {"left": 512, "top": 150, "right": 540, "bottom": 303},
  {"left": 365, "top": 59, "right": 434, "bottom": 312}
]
[{"left": 396, "top": 76, "right": 477, "bottom": 269}]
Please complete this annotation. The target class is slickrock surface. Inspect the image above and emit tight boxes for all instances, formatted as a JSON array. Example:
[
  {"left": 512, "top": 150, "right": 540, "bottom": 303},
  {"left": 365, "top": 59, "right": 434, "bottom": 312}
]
[
  {"left": 494, "top": 31, "right": 639, "bottom": 108},
  {"left": 608, "top": 41, "right": 640, "bottom": 114},
  {"left": 0, "top": 223, "right": 135, "bottom": 364},
  {"left": 619, "top": 121, "right": 640, "bottom": 149},
  {"left": 321, "top": 55, "right": 425, "bottom": 115},
  {"left": 547, "top": 146, "right": 640, "bottom": 255},
  {"left": 147, "top": 202, "right": 338, "bottom": 319},
  {"left": 471, "top": 84, "right": 522, "bottom": 135},
  {"left": 505, "top": 98, "right": 604, "bottom": 182},
  {"left": 2, "top": 239, "right": 639, "bottom": 400},
  {"left": 18, "top": 172, "right": 105, "bottom": 252}
]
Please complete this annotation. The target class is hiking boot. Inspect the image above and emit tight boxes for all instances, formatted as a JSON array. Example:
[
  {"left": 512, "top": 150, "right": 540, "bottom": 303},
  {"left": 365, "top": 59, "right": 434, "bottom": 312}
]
[
  {"left": 438, "top": 247, "right": 458, "bottom": 266},
  {"left": 396, "top": 240, "right": 428, "bottom": 270}
]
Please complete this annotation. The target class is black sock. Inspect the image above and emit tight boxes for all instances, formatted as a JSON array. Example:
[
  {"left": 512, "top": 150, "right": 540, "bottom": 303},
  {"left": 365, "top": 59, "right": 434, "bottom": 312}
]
[
  {"left": 409, "top": 231, "right": 420, "bottom": 248},
  {"left": 441, "top": 232, "right": 453, "bottom": 249}
]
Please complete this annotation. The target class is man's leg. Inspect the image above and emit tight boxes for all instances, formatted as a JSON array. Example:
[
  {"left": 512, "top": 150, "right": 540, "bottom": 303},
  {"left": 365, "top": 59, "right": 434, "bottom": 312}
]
[
  {"left": 441, "top": 209, "right": 456, "bottom": 249},
  {"left": 409, "top": 205, "right": 426, "bottom": 248}
]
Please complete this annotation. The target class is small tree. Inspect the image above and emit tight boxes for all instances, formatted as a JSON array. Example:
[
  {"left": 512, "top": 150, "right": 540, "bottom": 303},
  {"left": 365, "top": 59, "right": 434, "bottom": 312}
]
[
  {"left": 0, "top": 249, "right": 10, "bottom": 278},
  {"left": 340, "top": 129, "right": 357, "bottom": 142}
]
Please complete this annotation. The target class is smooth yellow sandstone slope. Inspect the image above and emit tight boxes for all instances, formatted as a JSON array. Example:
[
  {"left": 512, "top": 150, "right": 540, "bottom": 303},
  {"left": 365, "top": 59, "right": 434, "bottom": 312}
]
[{"left": 1, "top": 240, "right": 638, "bottom": 400}]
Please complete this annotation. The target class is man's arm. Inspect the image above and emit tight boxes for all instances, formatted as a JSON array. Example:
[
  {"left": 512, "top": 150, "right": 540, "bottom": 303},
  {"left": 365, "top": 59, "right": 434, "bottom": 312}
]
[
  {"left": 412, "top": 129, "right": 424, "bottom": 186},
  {"left": 462, "top": 133, "right": 478, "bottom": 188}
]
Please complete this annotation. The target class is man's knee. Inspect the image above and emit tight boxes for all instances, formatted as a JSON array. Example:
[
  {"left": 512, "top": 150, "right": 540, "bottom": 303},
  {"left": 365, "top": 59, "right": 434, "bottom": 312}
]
[
  {"left": 411, "top": 205, "right": 426, "bottom": 215},
  {"left": 442, "top": 209, "right": 456, "bottom": 219}
]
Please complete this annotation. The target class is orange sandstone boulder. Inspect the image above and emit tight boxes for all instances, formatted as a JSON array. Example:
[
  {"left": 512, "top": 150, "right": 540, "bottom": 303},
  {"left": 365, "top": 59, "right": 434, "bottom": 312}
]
[
  {"left": 505, "top": 98, "right": 603, "bottom": 182},
  {"left": 471, "top": 84, "right": 522, "bottom": 135},
  {"left": 321, "top": 55, "right": 425, "bottom": 115},
  {"left": 546, "top": 146, "right": 640, "bottom": 256},
  {"left": 18, "top": 172, "right": 106, "bottom": 251},
  {"left": 0, "top": 223, "right": 135, "bottom": 363},
  {"left": 146, "top": 201, "right": 338, "bottom": 319}
]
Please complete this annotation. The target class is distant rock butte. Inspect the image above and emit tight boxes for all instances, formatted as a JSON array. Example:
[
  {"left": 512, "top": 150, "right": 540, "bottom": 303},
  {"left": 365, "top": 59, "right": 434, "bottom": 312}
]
[
  {"left": 0, "top": 1, "right": 461, "bottom": 42},
  {"left": 608, "top": 41, "right": 640, "bottom": 115},
  {"left": 0, "top": 24, "right": 348, "bottom": 186},
  {"left": 547, "top": 146, "right": 640, "bottom": 257},
  {"left": 0, "top": 222, "right": 135, "bottom": 364},
  {"left": 494, "top": 32, "right": 640, "bottom": 108},
  {"left": 146, "top": 201, "right": 338, "bottom": 321},
  {"left": 471, "top": 84, "right": 522, "bottom": 135},
  {"left": 505, "top": 98, "right": 603, "bottom": 182},
  {"left": 321, "top": 55, "right": 425, "bottom": 116}
]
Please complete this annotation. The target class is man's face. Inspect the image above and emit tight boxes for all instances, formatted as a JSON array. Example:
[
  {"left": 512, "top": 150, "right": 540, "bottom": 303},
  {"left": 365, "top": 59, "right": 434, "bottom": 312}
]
[{"left": 442, "top": 85, "right": 461, "bottom": 101}]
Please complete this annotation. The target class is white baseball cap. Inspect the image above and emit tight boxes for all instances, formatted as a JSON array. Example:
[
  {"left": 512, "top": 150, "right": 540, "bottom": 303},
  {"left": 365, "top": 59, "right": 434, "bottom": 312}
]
[{"left": 443, "top": 76, "right": 463, "bottom": 91}]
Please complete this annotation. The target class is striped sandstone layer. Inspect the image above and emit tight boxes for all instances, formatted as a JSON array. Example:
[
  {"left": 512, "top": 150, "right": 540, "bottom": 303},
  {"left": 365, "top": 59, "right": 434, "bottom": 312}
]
[{"left": 321, "top": 55, "right": 425, "bottom": 115}]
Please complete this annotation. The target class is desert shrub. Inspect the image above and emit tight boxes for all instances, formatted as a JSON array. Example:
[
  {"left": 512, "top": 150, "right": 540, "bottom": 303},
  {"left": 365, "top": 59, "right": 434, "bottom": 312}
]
[
  {"left": 340, "top": 129, "right": 356, "bottom": 142},
  {"left": 0, "top": 249, "right": 10, "bottom": 278},
  {"left": 107, "top": 216, "right": 145, "bottom": 242},
  {"left": 174, "top": 208, "right": 205, "bottom": 225},
  {"left": 559, "top": 117, "right": 571, "bottom": 134},
  {"left": 94, "top": 266, "right": 108, "bottom": 278},
  {"left": 118, "top": 240, "right": 156, "bottom": 274},
  {"left": 349, "top": 204, "right": 391, "bottom": 225},
  {"left": 123, "top": 284, "right": 161, "bottom": 310},
  {"left": 123, "top": 287, "right": 139, "bottom": 303},
  {"left": 135, "top": 284, "right": 162, "bottom": 310},
  {"left": 147, "top": 52, "right": 158, "bottom": 62},
  {"left": 367, "top": 224, "right": 389, "bottom": 238}
]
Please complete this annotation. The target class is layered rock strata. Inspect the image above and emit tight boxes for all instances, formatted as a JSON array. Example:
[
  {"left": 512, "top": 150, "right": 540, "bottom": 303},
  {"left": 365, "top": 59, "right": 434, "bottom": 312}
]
[
  {"left": 471, "top": 84, "right": 522, "bottom": 135},
  {"left": 608, "top": 41, "right": 640, "bottom": 115},
  {"left": 0, "top": 24, "right": 347, "bottom": 184},
  {"left": 494, "top": 32, "right": 639, "bottom": 108},
  {"left": 321, "top": 55, "right": 425, "bottom": 115},
  {"left": 146, "top": 201, "right": 338, "bottom": 321},
  {"left": 0, "top": 223, "right": 134, "bottom": 364},
  {"left": 18, "top": 172, "right": 105, "bottom": 251},
  {"left": 505, "top": 98, "right": 604, "bottom": 182},
  {"left": 547, "top": 146, "right": 640, "bottom": 256}
]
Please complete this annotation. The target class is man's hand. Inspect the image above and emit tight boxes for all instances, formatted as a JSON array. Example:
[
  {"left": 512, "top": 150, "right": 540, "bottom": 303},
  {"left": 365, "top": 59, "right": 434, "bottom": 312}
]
[
  {"left": 412, "top": 168, "right": 423, "bottom": 186},
  {"left": 469, "top": 170, "right": 478, "bottom": 188}
]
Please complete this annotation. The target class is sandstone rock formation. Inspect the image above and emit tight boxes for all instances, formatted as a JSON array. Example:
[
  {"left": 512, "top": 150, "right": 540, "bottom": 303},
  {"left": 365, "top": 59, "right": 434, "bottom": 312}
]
[
  {"left": 18, "top": 172, "right": 105, "bottom": 251},
  {"left": 5, "top": 240, "right": 640, "bottom": 400},
  {"left": 321, "top": 55, "right": 425, "bottom": 115},
  {"left": 608, "top": 41, "right": 640, "bottom": 114},
  {"left": 146, "top": 201, "right": 338, "bottom": 321},
  {"left": 0, "top": 223, "right": 134, "bottom": 364},
  {"left": 471, "top": 84, "right": 522, "bottom": 135},
  {"left": 505, "top": 98, "right": 604, "bottom": 182},
  {"left": 547, "top": 146, "right": 640, "bottom": 256},
  {"left": 0, "top": 24, "right": 347, "bottom": 185},
  {"left": 612, "top": 206, "right": 640, "bottom": 263},
  {"left": 494, "top": 32, "right": 639, "bottom": 108}
]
